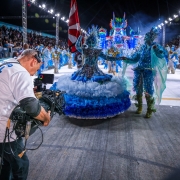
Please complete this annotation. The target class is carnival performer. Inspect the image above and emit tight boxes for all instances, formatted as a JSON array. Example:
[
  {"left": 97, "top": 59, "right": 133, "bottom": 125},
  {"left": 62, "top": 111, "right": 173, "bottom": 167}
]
[
  {"left": 176, "top": 45, "right": 180, "bottom": 68},
  {"left": 122, "top": 27, "right": 167, "bottom": 118},
  {"left": 67, "top": 49, "right": 73, "bottom": 69},
  {"left": 108, "top": 61, "right": 116, "bottom": 74},
  {"left": 42, "top": 44, "right": 53, "bottom": 70},
  {"left": 106, "top": 39, "right": 117, "bottom": 75},
  {"left": 74, "top": 51, "right": 83, "bottom": 70},
  {"left": 165, "top": 44, "right": 170, "bottom": 52},
  {"left": 176, "top": 45, "right": 180, "bottom": 57},
  {"left": 54, "top": 25, "right": 131, "bottom": 119},
  {"left": 168, "top": 49, "right": 178, "bottom": 74},
  {"left": 35, "top": 43, "right": 44, "bottom": 58},
  {"left": 60, "top": 48, "right": 67, "bottom": 67},
  {"left": 71, "top": 53, "right": 76, "bottom": 67},
  {"left": 52, "top": 48, "right": 60, "bottom": 73}
]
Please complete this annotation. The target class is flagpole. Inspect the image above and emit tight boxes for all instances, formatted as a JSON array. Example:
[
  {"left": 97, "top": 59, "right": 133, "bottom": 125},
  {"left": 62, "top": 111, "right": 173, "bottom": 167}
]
[{"left": 80, "top": 30, "right": 84, "bottom": 66}]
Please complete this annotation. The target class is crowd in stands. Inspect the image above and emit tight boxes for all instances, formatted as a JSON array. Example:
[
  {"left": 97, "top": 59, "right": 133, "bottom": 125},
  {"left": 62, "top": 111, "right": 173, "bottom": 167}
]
[
  {"left": 167, "top": 35, "right": 180, "bottom": 47},
  {"left": 165, "top": 35, "right": 180, "bottom": 73},
  {"left": 0, "top": 25, "right": 68, "bottom": 59},
  {"left": 1, "top": 23, "right": 180, "bottom": 75}
]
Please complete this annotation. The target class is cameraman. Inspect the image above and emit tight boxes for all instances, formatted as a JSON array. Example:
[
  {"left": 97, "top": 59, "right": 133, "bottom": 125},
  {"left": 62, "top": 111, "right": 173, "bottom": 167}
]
[{"left": 0, "top": 49, "right": 51, "bottom": 180}]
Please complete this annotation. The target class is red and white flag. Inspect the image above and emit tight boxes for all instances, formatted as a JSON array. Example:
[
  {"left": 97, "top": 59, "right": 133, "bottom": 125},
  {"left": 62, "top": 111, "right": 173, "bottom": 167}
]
[{"left": 68, "top": 0, "right": 81, "bottom": 53}]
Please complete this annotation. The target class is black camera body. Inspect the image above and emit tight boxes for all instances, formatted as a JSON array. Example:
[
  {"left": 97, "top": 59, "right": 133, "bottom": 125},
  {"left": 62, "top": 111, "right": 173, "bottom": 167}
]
[
  {"left": 11, "top": 107, "right": 42, "bottom": 137},
  {"left": 11, "top": 74, "right": 65, "bottom": 137}
]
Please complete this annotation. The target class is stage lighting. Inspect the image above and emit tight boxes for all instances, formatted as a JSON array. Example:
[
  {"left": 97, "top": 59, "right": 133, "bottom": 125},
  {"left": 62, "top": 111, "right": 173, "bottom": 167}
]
[
  {"left": 42, "top": 4, "right": 46, "bottom": 9},
  {"left": 56, "top": 13, "right": 60, "bottom": 17},
  {"left": 61, "top": 17, "right": 65, "bottom": 20}
]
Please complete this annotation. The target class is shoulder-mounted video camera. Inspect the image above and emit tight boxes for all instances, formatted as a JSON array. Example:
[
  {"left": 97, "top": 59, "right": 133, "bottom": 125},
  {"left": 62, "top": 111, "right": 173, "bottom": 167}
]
[{"left": 11, "top": 74, "right": 65, "bottom": 138}]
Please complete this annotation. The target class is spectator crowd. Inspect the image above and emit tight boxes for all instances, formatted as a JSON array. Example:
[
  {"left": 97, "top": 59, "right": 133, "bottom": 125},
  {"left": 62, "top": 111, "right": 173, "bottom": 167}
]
[
  {"left": 165, "top": 35, "right": 180, "bottom": 73},
  {"left": 0, "top": 25, "right": 68, "bottom": 59},
  {"left": 0, "top": 23, "right": 180, "bottom": 75}
]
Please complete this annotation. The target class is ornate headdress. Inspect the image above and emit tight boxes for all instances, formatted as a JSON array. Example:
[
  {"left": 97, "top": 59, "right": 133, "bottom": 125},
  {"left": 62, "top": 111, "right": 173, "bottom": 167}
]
[
  {"left": 87, "top": 25, "right": 98, "bottom": 37},
  {"left": 85, "top": 25, "right": 99, "bottom": 46},
  {"left": 146, "top": 27, "right": 160, "bottom": 41}
]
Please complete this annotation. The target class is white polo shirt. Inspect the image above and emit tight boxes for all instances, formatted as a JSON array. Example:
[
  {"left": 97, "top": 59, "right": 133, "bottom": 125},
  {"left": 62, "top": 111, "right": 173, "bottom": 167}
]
[{"left": 0, "top": 59, "right": 36, "bottom": 142}]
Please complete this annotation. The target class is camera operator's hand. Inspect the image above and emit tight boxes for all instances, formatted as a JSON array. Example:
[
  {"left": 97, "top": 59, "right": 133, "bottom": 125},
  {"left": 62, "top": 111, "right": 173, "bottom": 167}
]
[
  {"left": 43, "top": 111, "right": 51, "bottom": 126},
  {"left": 34, "top": 107, "right": 51, "bottom": 126}
]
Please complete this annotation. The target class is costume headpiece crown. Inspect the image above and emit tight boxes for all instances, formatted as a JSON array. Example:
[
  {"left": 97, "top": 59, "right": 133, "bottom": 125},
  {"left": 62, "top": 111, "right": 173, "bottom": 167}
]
[
  {"left": 84, "top": 25, "right": 99, "bottom": 44},
  {"left": 148, "top": 27, "right": 160, "bottom": 40},
  {"left": 87, "top": 25, "right": 98, "bottom": 37}
]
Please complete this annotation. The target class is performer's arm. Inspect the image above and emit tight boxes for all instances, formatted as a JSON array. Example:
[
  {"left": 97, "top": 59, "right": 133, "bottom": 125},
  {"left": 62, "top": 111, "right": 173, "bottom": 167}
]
[
  {"left": 99, "top": 50, "right": 140, "bottom": 64},
  {"left": 75, "top": 36, "right": 83, "bottom": 54},
  {"left": 152, "top": 44, "right": 166, "bottom": 59},
  {"left": 121, "top": 52, "right": 140, "bottom": 64},
  {"left": 99, "top": 52, "right": 119, "bottom": 61}
]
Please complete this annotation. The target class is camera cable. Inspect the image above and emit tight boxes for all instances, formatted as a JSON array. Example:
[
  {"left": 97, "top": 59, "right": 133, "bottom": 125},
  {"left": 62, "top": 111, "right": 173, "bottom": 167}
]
[{"left": 0, "top": 119, "right": 11, "bottom": 175}]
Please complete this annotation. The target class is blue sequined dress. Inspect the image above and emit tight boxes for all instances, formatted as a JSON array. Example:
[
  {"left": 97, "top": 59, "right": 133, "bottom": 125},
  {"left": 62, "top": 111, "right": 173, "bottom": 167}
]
[{"left": 53, "top": 41, "right": 131, "bottom": 119}]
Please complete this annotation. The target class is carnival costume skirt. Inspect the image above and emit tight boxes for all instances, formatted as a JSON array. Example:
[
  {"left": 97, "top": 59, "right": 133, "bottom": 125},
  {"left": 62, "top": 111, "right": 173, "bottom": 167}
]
[{"left": 54, "top": 75, "right": 131, "bottom": 119}]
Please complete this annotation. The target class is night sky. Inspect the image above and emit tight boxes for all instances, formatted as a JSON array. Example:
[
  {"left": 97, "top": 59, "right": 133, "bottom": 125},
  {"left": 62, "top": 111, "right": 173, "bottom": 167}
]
[{"left": 0, "top": 0, "right": 179, "bottom": 42}]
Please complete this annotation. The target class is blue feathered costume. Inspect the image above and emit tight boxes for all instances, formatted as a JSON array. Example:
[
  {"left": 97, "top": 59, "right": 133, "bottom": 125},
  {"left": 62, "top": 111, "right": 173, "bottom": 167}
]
[
  {"left": 55, "top": 25, "right": 131, "bottom": 119},
  {"left": 123, "top": 27, "right": 167, "bottom": 118}
]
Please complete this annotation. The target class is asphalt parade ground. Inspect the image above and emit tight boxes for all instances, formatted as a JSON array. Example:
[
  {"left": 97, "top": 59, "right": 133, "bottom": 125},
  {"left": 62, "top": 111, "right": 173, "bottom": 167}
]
[{"left": 27, "top": 64, "right": 180, "bottom": 180}]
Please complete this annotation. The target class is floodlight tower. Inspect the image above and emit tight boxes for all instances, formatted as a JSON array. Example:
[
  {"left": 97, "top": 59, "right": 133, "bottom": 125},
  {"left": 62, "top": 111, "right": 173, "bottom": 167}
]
[
  {"left": 56, "top": 14, "right": 60, "bottom": 45},
  {"left": 162, "top": 25, "right": 165, "bottom": 46},
  {"left": 22, "top": 0, "right": 27, "bottom": 44}
]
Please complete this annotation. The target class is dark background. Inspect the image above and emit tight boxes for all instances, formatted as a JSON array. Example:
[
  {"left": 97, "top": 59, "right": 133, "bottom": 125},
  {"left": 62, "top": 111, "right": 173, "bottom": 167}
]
[{"left": 0, "top": 0, "right": 179, "bottom": 43}]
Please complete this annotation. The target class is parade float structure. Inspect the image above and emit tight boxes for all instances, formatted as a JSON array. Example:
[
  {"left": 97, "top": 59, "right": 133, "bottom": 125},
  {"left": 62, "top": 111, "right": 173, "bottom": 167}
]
[
  {"left": 107, "top": 12, "right": 141, "bottom": 57},
  {"left": 97, "top": 12, "right": 141, "bottom": 73}
]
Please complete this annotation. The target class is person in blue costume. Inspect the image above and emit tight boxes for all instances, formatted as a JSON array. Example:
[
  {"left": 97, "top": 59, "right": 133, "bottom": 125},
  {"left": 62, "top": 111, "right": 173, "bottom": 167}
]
[
  {"left": 52, "top": 47, "right": 61, "bottom": 73},
  {"left": 122, "top": 27, "right": 167, "bottom": 118},
  {"left": 71, "top": 26, "right": 121, "bottom": 83},
  {"left": 42, "top": 44, "right": 54, "bottom": 70},
  {"left": 167, "top": 45, "right": 179, "bottom": 74},
  {"left": 168, "top": 50, "right": 178, "bottom": 74},
  {"left": 55, "top": 25, "right": 131, "bottom": 119},
  {"left": 61, "top": 48, "right": 69, "bottom": 66}
]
